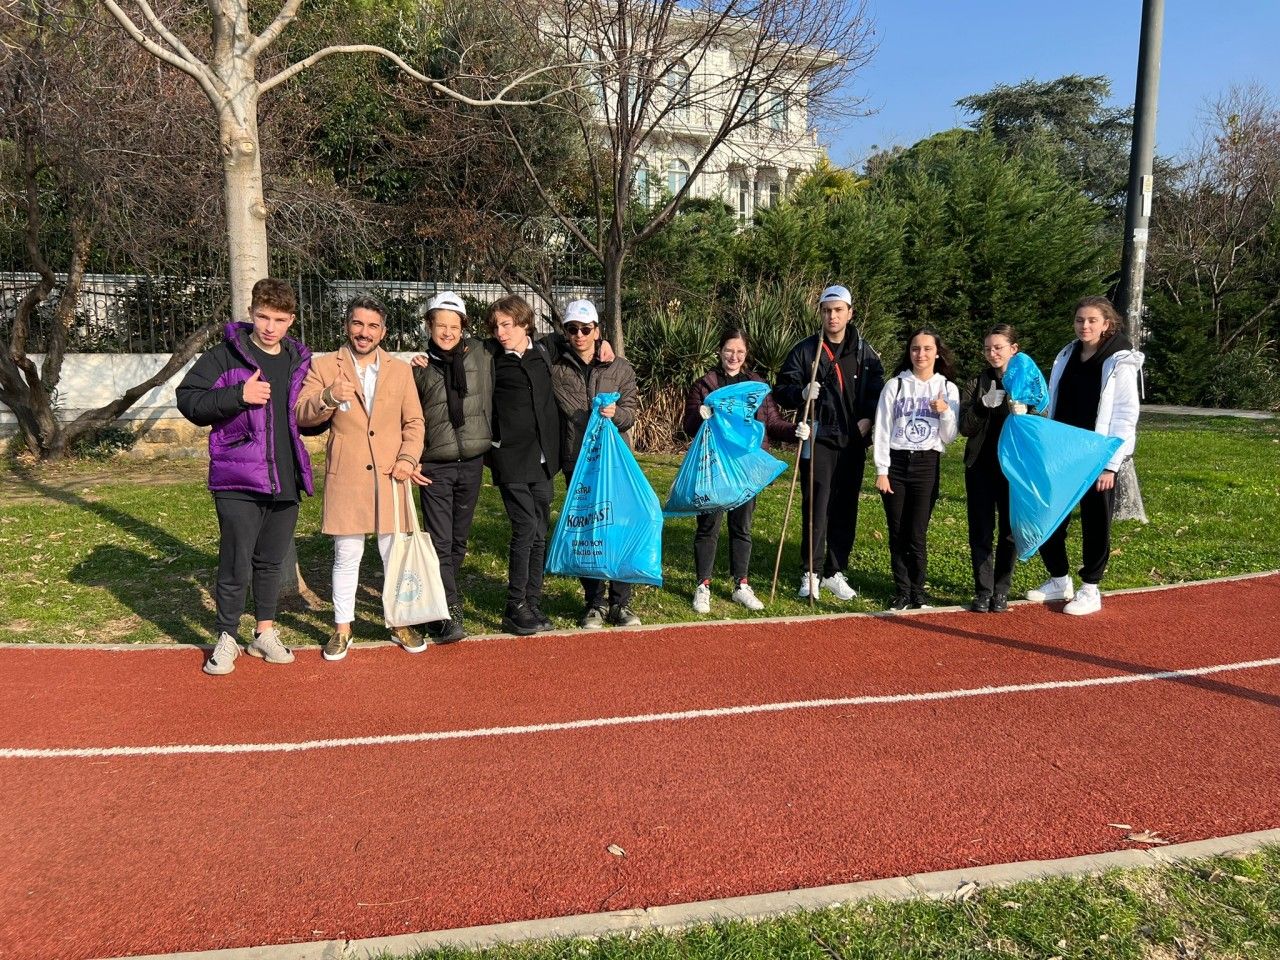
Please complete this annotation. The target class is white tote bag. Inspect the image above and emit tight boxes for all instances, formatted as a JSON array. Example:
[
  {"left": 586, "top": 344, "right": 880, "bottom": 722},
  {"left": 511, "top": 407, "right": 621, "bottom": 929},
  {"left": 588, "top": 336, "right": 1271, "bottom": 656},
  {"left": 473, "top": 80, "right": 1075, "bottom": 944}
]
[{"left": 383, "top": 479, "right": 450, "bottom": 627}]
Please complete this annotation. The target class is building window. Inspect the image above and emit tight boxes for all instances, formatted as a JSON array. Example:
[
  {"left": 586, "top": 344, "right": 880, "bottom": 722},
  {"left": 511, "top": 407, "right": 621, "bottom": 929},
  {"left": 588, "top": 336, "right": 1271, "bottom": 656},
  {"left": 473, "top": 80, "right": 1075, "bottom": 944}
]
[
  {"left": 737, "top": 176, "right": 752, "bottom": 221},
  {"left": 742, "top": 87, "right": 759, "bottom": 125},
  {"left": 667, "top": 63, "right": 690, "bottom": 120},
  {"left": 633, "top": 159, "right": 649, "bottom": 206},
  {"left": 766, "top": 92, "right": 788, "bottom": 132},
  {"left": 667, "top": 159, "right": 689, "bottom": 195}
]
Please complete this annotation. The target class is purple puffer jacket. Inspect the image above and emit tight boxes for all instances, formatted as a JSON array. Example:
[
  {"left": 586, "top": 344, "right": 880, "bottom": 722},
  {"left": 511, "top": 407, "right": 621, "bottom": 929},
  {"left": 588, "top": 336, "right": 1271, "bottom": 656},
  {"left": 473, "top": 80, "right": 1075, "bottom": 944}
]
[{"left": 176, "top": 321, "right": 315, "bottom": 496}]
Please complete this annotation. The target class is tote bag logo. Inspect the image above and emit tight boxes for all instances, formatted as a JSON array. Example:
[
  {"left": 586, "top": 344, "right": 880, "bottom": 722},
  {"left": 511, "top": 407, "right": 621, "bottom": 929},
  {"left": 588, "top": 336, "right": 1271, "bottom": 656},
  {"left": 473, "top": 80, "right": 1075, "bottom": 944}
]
[{"left": 397, "top": 569, "right": 424, "bottom": 603}]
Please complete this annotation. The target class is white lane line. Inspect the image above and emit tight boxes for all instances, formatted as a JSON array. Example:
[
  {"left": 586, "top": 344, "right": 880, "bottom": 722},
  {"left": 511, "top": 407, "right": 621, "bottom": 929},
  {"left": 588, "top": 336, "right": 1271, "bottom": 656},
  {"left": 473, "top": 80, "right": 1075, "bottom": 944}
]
[{"left": 4, "top": 657, "right": 1278, "bottom": 760}]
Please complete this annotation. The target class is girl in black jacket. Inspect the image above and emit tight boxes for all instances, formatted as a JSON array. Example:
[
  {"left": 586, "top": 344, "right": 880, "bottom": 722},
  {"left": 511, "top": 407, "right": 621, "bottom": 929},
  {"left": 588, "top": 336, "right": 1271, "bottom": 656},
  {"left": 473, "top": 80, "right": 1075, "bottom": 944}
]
[
  {"left": 683, "top": 328, "right": 799, "bottom": 614},
  {"left": 958, "top": 323, "right": 1022, "bottom": 613}
]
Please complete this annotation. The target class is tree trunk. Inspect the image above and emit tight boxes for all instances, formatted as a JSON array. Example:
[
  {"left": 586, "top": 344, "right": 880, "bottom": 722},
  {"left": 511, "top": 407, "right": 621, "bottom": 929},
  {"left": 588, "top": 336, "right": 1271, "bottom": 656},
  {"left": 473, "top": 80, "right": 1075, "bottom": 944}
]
[
  {"left": 218, "top": 105, "right": 271, "bottom": 324},
  {"left": 603, "top": 247, "right": 626, "bottom": 357}
]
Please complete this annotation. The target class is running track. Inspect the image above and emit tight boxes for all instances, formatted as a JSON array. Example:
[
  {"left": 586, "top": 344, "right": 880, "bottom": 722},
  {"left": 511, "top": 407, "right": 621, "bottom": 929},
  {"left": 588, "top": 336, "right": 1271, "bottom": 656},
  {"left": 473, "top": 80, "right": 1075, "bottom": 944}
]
[{"left": 2, "top": 575, "right": 1279, "bottom": 960}]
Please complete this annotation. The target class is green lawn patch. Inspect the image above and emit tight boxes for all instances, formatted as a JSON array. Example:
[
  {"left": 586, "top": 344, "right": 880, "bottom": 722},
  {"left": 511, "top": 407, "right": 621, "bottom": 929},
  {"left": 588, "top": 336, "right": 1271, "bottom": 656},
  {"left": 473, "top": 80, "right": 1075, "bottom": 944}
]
[
  {"left": 2, "top": 416, "right": 1278, "bottom": 645},
  {"left": 380, "top": 848, "right": 1280, "bottom": 960}
]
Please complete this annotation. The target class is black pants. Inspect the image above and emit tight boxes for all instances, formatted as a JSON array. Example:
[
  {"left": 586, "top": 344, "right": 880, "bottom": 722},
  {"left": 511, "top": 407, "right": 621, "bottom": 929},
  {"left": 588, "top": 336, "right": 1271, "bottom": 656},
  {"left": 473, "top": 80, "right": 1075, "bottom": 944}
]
[
  {"left": 418, "top": 456, "right": 484, "bottom": 609},
  {"left": 563, "top": 467, "right": 632, "bottom": 610},
  {"left": 694, "top": 497, "right": 757, "bottom": 583},
  {"left": 799, "top": 440, "right": 866, "bottom": 577},
  {"left": 1039, "top": 483, "right": 1116, "bottom": 585},
  {"left": 213, "top": 496, "right": 300, "bottom": 635},
  {"left": 965, "top": 460, "right": 1016, "bottom": 597},
  {"left": 498, "top": 478, "right": 553, "bottom": 610},
  {"left": 879, "top": 450, "right": 940, "bottom": 598}
]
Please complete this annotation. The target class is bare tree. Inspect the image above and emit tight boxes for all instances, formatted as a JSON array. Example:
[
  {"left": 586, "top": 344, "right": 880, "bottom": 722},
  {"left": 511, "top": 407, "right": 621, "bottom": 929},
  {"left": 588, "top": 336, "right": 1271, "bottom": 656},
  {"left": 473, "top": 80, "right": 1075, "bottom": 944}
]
[
  {"left": 497, "top": 0, "right": 875, "bottom": 351},
  {"left": 95, "top": 0, "right": 585, "bottom": 320},
  {"left": 0, "top": 0, "right": 228, "bottom": 459},
  {"left": 1150, "top": 86, "right": 1280, "bottom": 351}
]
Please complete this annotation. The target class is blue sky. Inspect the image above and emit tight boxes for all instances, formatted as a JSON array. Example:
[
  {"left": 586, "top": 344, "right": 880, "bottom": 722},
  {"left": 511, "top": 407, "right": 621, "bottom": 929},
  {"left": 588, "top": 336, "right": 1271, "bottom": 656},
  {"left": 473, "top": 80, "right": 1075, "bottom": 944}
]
[{"left": 827, "top": 0, "right": 1280, "bottom": 168}]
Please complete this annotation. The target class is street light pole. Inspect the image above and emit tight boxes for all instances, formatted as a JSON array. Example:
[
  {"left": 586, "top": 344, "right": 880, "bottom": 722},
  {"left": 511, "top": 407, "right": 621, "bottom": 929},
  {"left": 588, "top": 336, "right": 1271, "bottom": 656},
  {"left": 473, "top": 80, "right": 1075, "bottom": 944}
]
[{"left": 1115, "top": 0, "right": 1165, "bottom": 346}]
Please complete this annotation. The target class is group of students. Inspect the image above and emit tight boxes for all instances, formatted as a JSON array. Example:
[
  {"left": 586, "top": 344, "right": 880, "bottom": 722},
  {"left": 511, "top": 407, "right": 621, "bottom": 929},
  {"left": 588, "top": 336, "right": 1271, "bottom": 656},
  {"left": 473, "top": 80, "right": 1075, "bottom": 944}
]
[{"left": 177, "top": 278, "right": 1141, "bottom": 676}]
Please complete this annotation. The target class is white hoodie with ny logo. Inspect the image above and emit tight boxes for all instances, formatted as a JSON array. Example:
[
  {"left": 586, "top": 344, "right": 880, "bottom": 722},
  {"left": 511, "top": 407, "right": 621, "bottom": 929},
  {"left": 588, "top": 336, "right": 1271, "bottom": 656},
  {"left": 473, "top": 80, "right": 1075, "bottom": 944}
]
[{"left": 873, "top": 371, "right": 960, "bottom": 476}]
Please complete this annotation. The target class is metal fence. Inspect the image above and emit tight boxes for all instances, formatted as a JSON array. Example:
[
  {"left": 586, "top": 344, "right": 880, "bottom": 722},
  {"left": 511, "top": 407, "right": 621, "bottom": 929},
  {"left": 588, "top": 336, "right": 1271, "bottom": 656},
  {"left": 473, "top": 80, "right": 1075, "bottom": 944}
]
[{"left": 0, "top": 270, "right": 603, "bottom": 355}]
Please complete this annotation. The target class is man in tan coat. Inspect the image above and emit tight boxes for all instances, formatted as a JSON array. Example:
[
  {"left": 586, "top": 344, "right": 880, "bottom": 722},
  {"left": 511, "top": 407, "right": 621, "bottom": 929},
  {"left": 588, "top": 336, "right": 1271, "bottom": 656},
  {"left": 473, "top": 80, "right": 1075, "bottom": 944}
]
[{"left": 296, "top": 295, "right": 427, "bottom": 660}]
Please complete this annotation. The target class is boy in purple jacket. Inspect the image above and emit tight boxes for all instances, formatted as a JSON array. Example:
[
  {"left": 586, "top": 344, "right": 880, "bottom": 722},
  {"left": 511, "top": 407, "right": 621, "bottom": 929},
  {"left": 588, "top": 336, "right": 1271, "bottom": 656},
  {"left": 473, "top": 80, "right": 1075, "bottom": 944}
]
[{"left": 176, "top": 279, "right": 314, "bottom": 675}]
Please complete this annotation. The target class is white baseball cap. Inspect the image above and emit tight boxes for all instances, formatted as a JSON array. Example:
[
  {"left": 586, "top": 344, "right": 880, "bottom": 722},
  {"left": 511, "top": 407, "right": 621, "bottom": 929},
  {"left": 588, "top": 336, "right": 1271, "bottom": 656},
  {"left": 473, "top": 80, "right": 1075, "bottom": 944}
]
[
  {"left": 819, "top": 284, "right": 852, "bottom": 306},
  {"left": 426, "top": 291, "right": 467, "bottom": 316},
  {"left": 563, "top": 299, "right": 599, "bottom": 326}
]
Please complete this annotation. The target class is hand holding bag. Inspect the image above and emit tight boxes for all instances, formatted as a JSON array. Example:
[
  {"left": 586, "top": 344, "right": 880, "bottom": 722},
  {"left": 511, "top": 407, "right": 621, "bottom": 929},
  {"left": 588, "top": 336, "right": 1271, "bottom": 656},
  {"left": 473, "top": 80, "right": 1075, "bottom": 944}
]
[{"left": 383, "top": 478, "right": 450, "bottom": 627}]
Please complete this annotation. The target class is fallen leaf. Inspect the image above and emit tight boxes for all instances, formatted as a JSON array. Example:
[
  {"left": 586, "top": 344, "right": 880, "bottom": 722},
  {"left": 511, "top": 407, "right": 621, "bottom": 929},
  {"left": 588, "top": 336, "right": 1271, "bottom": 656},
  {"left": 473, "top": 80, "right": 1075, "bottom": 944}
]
[
  {"left": 1232, "top": 875, "right": 1257, "bottom": 885},
  {"left": 950, "top": 880, "right": 978, "bottom": 901},
  {"left": 607, "top": 844, "right": 626, "bottom": 857},
  {"left": 1126, "top": 829, "right": 1169, "bottom": 845},
  {"left": 1107, "top": 823, "right": 1132, "bottom": 830},
  {"left": 1001, "top": 901, "right": 1021, "bottom": 910}
]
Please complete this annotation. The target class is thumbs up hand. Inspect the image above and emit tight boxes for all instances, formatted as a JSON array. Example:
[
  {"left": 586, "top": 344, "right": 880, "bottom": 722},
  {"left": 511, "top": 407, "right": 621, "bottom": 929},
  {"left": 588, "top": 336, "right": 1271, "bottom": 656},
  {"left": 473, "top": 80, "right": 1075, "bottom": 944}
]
[
  {"left": 241, "top": 368, "right": 271, "bottom": 406},
  {"left": 980, "top": 381, "right": 1006, "bottom": 409},
  {"left": 930, "top": 388, "right": 949, "bottom": 414}
]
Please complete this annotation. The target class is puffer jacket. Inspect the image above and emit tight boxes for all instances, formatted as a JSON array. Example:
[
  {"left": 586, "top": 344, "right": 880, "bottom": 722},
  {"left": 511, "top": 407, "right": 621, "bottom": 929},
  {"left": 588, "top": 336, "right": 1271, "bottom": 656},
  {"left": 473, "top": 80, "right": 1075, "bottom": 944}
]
[
  {"left": 550, "top": 347, "right": 639, "bottom": 470},
  {"left": 176, "top": 321, "right": 314, "bottom": 496},
  {"left": 413, "top": 337, "right": 494, "bottom": 463},
  {"left": 1046, "top": 339, "right": 1145, "bottom": 472}
]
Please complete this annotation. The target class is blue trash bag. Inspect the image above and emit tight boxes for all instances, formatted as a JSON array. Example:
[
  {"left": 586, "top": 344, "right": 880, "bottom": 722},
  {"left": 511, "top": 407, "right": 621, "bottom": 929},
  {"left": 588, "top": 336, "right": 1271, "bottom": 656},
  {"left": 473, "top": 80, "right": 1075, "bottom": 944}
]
[
  {"left": 663, "top": 380, "right": 787, "bottom": 518},
  {"left": 1001, "top": 350, "right": 1049, "bottom": 410},
  {"left": 999, "top": 415, "right": 1123, "bottom": 560},
  {"left": 547, "top": 393, "right": 664, "bottom": 586}
]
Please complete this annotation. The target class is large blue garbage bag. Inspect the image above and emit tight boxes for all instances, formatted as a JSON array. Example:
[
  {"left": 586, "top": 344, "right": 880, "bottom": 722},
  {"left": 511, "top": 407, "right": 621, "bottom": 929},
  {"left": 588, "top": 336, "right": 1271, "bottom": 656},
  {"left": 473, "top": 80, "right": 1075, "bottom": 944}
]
[
  {"left": 547, "top": 393, "right": 663, "bottom": 586},
  {"left": 663, "top": 381, "right": 787, "bottom": 518},
  {"left": 998, "top": 384, "right": 1123, "bottom": 560}
]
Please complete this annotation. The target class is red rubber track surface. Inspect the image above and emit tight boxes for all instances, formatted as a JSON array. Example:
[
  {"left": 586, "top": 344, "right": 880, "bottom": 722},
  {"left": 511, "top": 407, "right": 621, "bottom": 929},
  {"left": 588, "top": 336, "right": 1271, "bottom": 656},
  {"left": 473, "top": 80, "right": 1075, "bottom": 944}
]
[{"left": 2, "top": 576, "right": 1279, "bottom": 960}]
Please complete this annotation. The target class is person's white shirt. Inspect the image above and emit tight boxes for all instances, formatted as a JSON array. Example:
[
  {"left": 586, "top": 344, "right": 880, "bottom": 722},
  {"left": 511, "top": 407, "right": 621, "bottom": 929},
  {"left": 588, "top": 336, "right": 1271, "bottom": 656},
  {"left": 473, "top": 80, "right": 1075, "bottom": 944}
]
[{"left": 873, "top": 370, "right": 960, "bottom": 476}]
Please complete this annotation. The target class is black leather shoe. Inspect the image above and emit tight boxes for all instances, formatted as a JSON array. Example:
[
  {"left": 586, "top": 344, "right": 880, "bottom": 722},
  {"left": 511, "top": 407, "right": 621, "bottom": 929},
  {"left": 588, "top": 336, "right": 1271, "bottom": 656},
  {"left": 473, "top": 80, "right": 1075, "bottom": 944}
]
[
  {"left": 501, "top": 604, "right": 541, "bottom": 636},
  {"left": 436, "top": 605, "right": 466, "bottom": 644},
  {"left": 969, "top": 594, "right": 991, "bottom": 613},
  {"left": 990, "top": 594, "right": 1009, "bottom": 613},
  {"left": 888, "top": 595, "right": 911, "bottom": 611}
]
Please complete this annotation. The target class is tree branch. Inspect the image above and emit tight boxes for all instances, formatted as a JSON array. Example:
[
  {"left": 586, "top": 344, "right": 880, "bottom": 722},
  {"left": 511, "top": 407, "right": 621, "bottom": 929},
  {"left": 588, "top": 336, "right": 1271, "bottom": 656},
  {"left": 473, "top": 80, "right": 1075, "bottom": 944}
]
[
  {"left": 246, "top": 0, "right": 304, "bottom": 60},
  {"left": 98, "top": 0, "right": 222, "bottom": 104}
]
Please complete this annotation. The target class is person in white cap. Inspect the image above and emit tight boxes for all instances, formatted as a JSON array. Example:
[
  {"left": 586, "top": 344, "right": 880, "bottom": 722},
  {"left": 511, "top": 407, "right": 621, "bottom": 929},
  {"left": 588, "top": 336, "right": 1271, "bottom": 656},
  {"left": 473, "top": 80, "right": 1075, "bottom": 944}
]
[
  {"left": 550, "top": 299, "right": 643, "bottom": 628},
  {"left": 773, "top": 284, "right": 884, "bottom": 601},
  {"left": 411, "top": 291, "right": 490, "bottom": 643}
]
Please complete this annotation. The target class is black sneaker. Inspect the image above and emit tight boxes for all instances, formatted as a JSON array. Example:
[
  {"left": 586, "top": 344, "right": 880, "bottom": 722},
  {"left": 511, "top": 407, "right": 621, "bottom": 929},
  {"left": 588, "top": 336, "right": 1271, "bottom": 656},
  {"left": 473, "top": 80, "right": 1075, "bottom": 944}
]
[
  {"left": 579, "top": 606, "right": 607, "bottom": 629},
  {"left": 528, "top": 603, "right": 553, "bottom": 632},
  {"left": 909, "top": 593, "right": 929, "bottom": 610},
  {"left": 607, "top": 604, "right": 641, "bottom": 627},
  {"left": 436, "top": 605, "right": 466, "bottom": 644},
  {"left": 969, "top": 594, "right": 992, "bottom": 613},
  {"left": 501, "top": 604, "right": 541, "bottom": 636},
  {"left": 990, "top": 594, "right": 1009, "bottom": 613},
  {"left": 888, "top": 595, "right": 911, "bottom": 611}
]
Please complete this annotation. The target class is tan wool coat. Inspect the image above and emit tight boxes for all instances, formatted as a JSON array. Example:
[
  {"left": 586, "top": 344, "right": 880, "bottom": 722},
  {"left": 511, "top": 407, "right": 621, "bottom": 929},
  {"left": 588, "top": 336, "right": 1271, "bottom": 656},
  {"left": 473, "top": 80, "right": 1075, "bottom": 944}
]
[{"left": 296, "top": 347, "right": 425, "bottom": 535}]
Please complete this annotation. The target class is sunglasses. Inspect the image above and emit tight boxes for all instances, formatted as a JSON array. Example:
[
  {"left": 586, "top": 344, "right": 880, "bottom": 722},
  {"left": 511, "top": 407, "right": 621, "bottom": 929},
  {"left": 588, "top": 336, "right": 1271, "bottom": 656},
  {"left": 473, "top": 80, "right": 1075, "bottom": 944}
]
[{"left": 563, "top": 323, "right": 596, "bottom": 336}]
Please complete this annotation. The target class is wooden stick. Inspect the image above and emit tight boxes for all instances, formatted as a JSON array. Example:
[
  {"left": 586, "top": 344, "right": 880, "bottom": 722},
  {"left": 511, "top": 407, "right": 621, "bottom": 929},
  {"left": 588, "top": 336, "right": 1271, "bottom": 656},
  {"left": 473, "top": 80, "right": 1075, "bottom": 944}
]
[{"left": 769, "top": 333, "right": 825, "bottom": 604}]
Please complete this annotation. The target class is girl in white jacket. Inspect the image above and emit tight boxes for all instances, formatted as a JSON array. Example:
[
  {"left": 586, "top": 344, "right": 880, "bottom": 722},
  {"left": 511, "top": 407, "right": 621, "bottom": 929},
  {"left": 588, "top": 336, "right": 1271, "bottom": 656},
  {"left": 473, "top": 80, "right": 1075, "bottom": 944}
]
[
  {"left": 873, "top": 328, "right": 960, "bottom": 609},
  {"left": 1026, "top": 296, "right": 1144, "bottom": 615}
]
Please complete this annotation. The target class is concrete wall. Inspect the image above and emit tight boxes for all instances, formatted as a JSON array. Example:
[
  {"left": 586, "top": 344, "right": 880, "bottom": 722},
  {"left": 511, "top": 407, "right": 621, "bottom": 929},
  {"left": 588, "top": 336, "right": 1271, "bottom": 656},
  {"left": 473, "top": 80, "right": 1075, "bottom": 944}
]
[{"left": 1, "top": 351, "right": 416, "bottom": 456}]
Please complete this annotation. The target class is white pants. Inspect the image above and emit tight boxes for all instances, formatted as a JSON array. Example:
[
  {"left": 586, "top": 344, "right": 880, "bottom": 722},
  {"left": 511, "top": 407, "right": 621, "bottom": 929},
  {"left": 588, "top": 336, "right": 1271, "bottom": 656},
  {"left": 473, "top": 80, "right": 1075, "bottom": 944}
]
[{"left": 332, "top": 533, "right": 394, "bottom": 625}]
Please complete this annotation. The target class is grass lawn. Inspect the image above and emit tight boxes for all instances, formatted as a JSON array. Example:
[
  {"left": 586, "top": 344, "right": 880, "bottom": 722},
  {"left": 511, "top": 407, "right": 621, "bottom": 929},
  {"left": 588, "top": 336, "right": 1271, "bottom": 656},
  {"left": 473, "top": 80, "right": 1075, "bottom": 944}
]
[
  {"left": 1, "top": 413, "right": 1277, "bottom": 646},
  {"left": 381, "top": 848, "right": 1280, "bottom": 960}
]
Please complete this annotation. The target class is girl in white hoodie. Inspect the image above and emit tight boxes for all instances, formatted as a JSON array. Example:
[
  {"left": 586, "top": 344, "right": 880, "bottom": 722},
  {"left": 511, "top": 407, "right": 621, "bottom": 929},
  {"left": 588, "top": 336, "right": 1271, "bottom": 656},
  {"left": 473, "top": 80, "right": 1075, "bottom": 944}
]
[
  {"left": 873, "top": 328, "right": 961, "bottom": 609},
  {"left": 1026, "top": 296, "right": 1144, "bottom": 615}
]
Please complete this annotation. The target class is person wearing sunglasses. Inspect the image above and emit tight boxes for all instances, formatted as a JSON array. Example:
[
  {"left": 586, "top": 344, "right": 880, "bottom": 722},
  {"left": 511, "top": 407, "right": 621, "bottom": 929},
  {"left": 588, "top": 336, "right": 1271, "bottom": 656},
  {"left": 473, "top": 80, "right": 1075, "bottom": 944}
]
[{"left": 549, "top": 299, "right": 642, "bottom": 629}]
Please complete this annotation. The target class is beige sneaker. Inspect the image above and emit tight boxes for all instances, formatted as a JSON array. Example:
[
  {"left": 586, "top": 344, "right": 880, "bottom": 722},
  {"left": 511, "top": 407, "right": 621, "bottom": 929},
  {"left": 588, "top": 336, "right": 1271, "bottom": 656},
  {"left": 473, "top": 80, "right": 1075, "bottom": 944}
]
[
  {"left": 391, "top": 625, "right": 428, "bottom": 654},
  {"left": 323, "top": 630, "right": 352, "bottom": 662},
  {"left": 246, "top": 627, "right": 294, "bottom": 664}
]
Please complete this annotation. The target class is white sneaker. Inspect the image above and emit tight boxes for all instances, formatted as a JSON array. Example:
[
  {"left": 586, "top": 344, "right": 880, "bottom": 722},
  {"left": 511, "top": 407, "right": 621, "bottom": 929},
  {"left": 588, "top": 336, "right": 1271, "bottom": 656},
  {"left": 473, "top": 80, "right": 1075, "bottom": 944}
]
[
  {"left": 246, "top": 626, "right": 294, "bottom": 664},
  {"left": 731, "top": 582, "right": 764, "bottom": 611},
  {"left": 798, "top": 573, "right": 820, "bottom": 600},
  {"left": 1064, "top": 583, "right": 1102, "bottom": 616},
  {"left": 692, "top": 583, "right": 711, "bottom": 614},
  {"left": 203, "top": 632, "right": 240, "bottom": 676},
  {"left": 820, "top": 572, "right": 857, "bottom": 601},
  {"left": 1026, "top": 575, "right": 1075, "bottom": 602}
]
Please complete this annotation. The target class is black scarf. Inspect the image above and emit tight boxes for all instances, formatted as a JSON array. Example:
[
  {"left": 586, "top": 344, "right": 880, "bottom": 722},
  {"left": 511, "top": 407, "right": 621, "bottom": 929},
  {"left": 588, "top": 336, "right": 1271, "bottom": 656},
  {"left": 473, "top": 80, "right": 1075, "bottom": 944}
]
[{"left": 428, "top": 340, "right": 468, "bottom": 429}]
